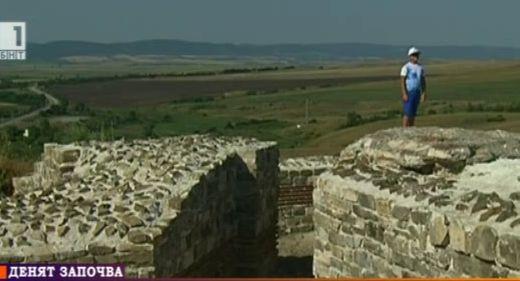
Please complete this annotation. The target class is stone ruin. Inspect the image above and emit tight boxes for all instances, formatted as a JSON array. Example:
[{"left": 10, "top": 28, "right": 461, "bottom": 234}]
[
  {"left": 3, "top": 127, "right": 520, "bottom": 278},
  {"left": 3, "top": 135, "right": 279, "bottom": 277},
  {"left": 278, "top": 156, "right": 336, "bottom": 235},
  {"left": 314, "top": 127, "right": 520, "bottom": 277}
]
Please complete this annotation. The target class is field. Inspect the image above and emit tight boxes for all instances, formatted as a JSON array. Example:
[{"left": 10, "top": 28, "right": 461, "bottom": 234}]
[
  {"left": 3, "top": 59, "right": 520, "bottom": 164},
  {"left": 0, "top": 56, "right": 297, "bottom": 80},
  {"left": 32, "top": 60, "right": 520, "bottom": 158},
  {"left": 50, "top": 74, "right": 395, "bottom": 107},
  {"left": 0, "top": 89, "right": 47, "bottom": 121}
]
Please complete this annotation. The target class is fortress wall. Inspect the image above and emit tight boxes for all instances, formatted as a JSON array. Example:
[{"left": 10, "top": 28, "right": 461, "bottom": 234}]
[
  {"left": 278, "top": 156, "right": 336, "bottom": 235},
  {"left": 3, "top": 136, "right": 279, "bottom": 278},
  {"left": 313, "top": 128, "right": 520, "bottom": 278},
  {"left": 314, "top": 173, "right": 520, "bottom": 278},
  {"left": 153, "top": 146, "right": 279, "bottom": 277}
]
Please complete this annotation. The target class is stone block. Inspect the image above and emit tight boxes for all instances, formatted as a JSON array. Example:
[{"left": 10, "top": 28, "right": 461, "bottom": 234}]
[
  {"left": 118, "top": 250, "right": 154, "bottom": 266},
  {"left": 391, "top": 205, "right": 411, "bottom": 221},
  {"left": 452, "top": 252, "right": 502, "bottom": 277},
  {"left": 56, "top": 146, "right": 81, "bottom": 164},
  {"left": 411, "top": 210, "right": 431, "bottom": 225},
  {"left": 352, "top": 205, "right": 379, "bottom": 221},
  {"left": 314, "top": 209, "right": 341, "bottom": 231},
  {"left": 365, "top": 221, "right": 385, "bottom": 242},
  {"left": 94, "top": 254, "right": 119, "bottom": 263},
  {"left": 122, "top": 214, "right": 144, "bottom": 228},
  {"left": 55, "top": 250, "right": 88, "bottom": 261},
  {"left": 364, "top": 238, "right": 385, "bottom": 257},
  {"left": 375, "top": 198, "right": 393, "bottom": 217},
  {"left": 449, "top": 219, "right": 470, "bottom": 254},
  {"left": 343, "top": 189, "right": 358, "bottom": 202},
  {"left": 429, "top": 214, "right": 449, "bottom": 247},
  {"left": 86, "top": 243, "right": 115, "bottom": 256},
  {"left": 497, "top": 234, "right": 520, "bottom": 270},
  {"left": 358, "top": 193, "right": 376, "bottom": 210},
  {"left": 470, "top": 225, "right": 498, "bottom": 262}
]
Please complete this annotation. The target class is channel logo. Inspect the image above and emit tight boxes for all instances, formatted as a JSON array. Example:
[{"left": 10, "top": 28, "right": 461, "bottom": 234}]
[
  {"left": 0, "top": 21, "right": 26, "bottom": 60},
  {"left": 0, "top": 264, "right": 124, "bottom": 279}
]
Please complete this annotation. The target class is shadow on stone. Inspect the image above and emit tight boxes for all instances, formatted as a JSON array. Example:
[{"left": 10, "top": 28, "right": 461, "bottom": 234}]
[{"left": 275, "top": 256, "right": 313, "bottom": 277}]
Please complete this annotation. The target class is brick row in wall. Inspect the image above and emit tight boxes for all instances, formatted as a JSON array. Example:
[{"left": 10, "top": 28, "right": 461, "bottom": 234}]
[
  {"left": 278, "top": 185, "right": 314, "bottom": 206},
  {"left": 277, "top": 156, "right": 337, "bottom": 235}
]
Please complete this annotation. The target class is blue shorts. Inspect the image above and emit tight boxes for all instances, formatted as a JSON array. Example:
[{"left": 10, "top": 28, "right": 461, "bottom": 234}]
[{"left": 403, "top": 90, "right": 421, "bottom": 117}]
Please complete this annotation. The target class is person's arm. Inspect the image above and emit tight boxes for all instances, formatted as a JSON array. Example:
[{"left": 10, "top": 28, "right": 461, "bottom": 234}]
[
  {"left": 401, "top": 77, "right": 408, "bottom": 101},
  {"left": 421, "top": 74, "right": 427, "bottom": 102},
  {"left": 400, "top": 66, "right": 408, "bottom": 102}
]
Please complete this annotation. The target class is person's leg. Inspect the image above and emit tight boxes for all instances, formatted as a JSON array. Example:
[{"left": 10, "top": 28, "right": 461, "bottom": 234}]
[
  {"left": 408, "top": 117, "right": 416, "bottom": 126},
  {"left": 403, "top": 95, "right": 414, "bottom": 127},
  {"left": 404, "top": 91, "right": 420, "bottom": 127}
]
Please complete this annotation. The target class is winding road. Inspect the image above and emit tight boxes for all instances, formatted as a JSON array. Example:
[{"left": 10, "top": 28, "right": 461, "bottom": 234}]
[{"left": 0, "top": 86, "right": 60, "bottom": 128}]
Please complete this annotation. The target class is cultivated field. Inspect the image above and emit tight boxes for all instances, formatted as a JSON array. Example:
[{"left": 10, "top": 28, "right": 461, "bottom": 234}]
[
  {"left": 0, "top": 56, "right": 295, "bottom": 80},
  {"left": 40, "top": 60, "right": 520, "bottom": 157},
  {"left": 50, "top": 74, "right": 395, "bottom": 107},
  {"left": 3, "top": 59, "right": 520, "bottom": 161}
]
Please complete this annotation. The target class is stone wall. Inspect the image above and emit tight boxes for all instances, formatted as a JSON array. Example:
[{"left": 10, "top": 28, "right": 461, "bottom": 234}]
[
  {"left": 4, "top": 135, "right": 279, "bottom": 278},
  {"left": 314, "top": 128, "right": 520, "bottom": 278},
  {"left": 278, "top": 156, "right": 336, "bottom": 235}
]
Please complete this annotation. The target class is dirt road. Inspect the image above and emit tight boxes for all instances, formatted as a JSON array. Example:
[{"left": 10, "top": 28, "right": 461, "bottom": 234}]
[{"left": 0, "top": 86, "right": 60, "bottom": 128}]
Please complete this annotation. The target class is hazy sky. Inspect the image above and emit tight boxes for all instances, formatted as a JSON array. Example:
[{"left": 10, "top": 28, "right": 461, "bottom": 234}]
[{"left": 2, "top": 0, "right": 520, "bottom": 47}]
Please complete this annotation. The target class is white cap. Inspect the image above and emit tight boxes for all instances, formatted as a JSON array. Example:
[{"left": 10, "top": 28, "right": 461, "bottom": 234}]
[{"left": 408, "top": 47, "right": 421, "bottom": 56}]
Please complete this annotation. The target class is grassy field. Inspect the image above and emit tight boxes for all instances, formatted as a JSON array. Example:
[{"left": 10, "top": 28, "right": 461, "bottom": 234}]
[
  {"left": 3, "top": 59, "right": 520, "bottom": 162},
  {"left": 133, "top": 61, "right": 520, "bottom": 154},
  {"left": 0, "top": 89, "right": 47, "bottom": 121},
  {"left": 36, "top": 60, "right": 520, "bottom": 157},
  {"left": 0, "top": 56, "right": 297, "bottom": 80}
]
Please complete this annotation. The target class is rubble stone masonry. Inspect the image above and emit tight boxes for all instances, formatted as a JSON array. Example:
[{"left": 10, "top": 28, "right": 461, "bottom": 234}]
[
  {"left": 4, "top": 135, "right": 279, "bottom": 278},
  {"left": 314, "top": 128, "right": 520, "bottom": 278}
]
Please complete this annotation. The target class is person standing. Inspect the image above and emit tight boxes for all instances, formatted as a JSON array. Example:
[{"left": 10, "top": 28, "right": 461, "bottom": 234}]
[{"left": 400, "top": 47, "right": 427, "bottom": 127}]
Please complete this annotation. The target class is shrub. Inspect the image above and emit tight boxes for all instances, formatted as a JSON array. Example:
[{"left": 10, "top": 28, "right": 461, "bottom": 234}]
[
  {"left": 143, "top": 123, "right": 156, "bottom": 138},
  {"left": 345, "top": 112, "right": 363, "bottom": 127},
  {"left": 486, "top": 115, "right": 506, "bottom": 122}
]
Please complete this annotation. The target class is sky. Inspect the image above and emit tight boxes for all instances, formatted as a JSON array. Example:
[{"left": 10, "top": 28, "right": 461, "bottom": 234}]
[{"left": 2, "top": 0, "right": 520, "bottom": 47}]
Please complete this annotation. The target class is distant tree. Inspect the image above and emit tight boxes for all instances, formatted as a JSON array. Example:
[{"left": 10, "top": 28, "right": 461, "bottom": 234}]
[
  {"left": 74, "top": 102, "right": 87, "bottom": 113},
  {"left": 127, "top": 111, "right": 138, "bottom": 122},
  {"left": 162, "top": 114, "right": 172, "bottom": 122},
  {"left": 67, "top": 124, "right": 90, "bottom": 142},
  {"left": 487, "top": 115, "right": 506, "bottom": 122},
  {"left": 345, "top": 111, "right": 363, "bottom": 127},
  {"left": 143, "top": 123, "right": 156, "bottom": 138},
  {"left": 467, "top": 102, "right": 475, "bottom": 112},
  {"left": 493, "top": 104, "right": 505, "bottom": 112}
]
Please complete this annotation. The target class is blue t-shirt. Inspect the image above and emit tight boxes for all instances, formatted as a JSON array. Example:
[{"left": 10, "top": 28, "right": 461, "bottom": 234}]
[{"left": 400, "top": 62, "right": 425, "bottom": 93}]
